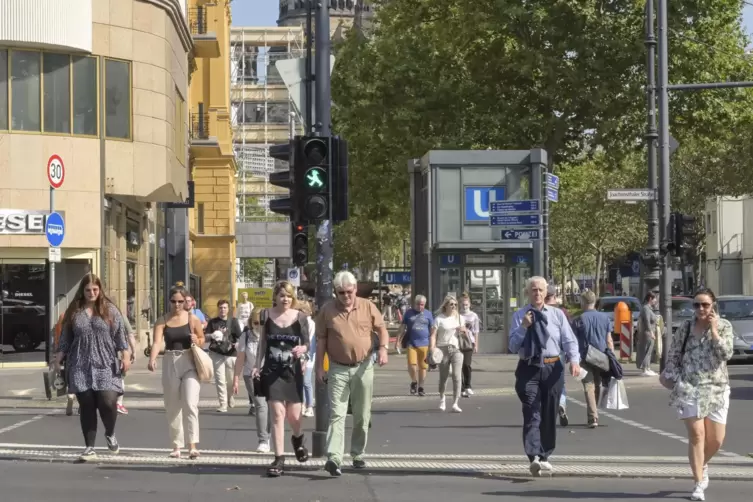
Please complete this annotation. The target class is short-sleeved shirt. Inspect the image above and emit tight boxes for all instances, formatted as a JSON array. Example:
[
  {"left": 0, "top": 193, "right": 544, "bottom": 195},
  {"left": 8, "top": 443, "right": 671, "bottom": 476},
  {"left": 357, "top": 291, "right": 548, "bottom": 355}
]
[
  {"left": 433, "top": 313, "right": 461, "bottom": 348},
  {"left": 315, "top": 297, "right": 385, "bottom": 365},
  {"left": 639, "top": 304, "right": 657, "bottom": 336},
  {"left": 403, "top": 308, "right": 433, "bottom": 348}
]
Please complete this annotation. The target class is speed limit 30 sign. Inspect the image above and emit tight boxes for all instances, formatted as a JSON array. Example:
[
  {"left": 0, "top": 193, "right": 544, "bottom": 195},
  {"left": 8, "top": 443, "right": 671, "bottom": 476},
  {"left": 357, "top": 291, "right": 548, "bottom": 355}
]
[{"left": 47, "top": 154, "right": 65, "bottom": 189}]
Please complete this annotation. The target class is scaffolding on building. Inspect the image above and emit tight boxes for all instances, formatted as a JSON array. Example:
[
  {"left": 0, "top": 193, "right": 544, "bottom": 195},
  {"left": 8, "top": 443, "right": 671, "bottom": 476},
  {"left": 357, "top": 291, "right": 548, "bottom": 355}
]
[{"left": 230, "top": 26, "right": 305, "bottom": 287}]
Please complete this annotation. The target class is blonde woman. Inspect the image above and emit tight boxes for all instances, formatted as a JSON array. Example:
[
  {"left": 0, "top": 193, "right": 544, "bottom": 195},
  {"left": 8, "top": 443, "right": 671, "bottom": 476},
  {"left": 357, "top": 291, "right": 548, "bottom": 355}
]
[
  {"left": 252, "top": 281, "right": 311, "bottom": 477},
  {"left": 429, "top": 294, "right": 468, "bottom": 413},
  {"left": 148, "top": 285, "right": 206, "bottom": 460}
]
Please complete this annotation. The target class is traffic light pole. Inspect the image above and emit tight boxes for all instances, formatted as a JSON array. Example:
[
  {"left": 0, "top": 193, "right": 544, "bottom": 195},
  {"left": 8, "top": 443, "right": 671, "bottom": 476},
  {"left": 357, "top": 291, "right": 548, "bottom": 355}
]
[{"left": 312, "top": 0, "right": 333, "bottom": 459}]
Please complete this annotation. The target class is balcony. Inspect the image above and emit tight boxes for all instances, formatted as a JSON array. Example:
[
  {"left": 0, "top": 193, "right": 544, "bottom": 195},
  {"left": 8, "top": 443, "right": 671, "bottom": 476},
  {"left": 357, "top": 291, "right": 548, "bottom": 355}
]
[
  {"left": 190, "top": 111, "right": 234, "bottom": 159},
  {"left": 189, "top": 7, "right": 220, "bottom": 59}
]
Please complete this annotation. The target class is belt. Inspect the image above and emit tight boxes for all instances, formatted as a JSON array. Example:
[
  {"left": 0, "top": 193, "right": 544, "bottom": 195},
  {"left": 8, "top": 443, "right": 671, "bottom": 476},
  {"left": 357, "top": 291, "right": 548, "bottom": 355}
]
[
  {"left": 543, "top": 356, "right": 560, "bottom": 364},
  {"left": 332, "top": 359, "right": 368, "bottom": 368}
]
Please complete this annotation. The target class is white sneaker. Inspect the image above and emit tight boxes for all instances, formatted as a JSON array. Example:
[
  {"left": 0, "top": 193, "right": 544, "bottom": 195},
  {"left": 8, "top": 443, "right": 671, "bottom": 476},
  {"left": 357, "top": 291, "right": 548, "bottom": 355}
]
[
  {"left": 256, "top": 441, "right": 270, "bottom": 453},
  {"left": 529, "top": 456, "right": 542, "bottom": 477},
  {"left": 691, "top": 482, "right": 705, "bottom": 501},
  {"left": 700, "top": 464, "right": 709, "bottom": 490},
  {"left": 645, "top": 369, "right": 658, "bottom": 376},
  {"left": 466, "top": 388, "right": 474, "bottom": 396},
  {"left": 438, "top": 396, "right": 446, "bottom": 411},
  {"left": 540, "top": 460, "right": 553, "bottom": 472},
  {"left": 451, "top": 403, "right": 462, "bottom": 413},
  {"left": 216, "top": 407, "right": 228, "bottom": 413}
]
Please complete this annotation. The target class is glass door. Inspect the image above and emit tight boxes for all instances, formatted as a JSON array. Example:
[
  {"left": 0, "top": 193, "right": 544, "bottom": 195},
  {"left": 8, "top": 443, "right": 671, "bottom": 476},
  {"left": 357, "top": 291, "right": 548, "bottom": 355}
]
[{"left": 465, "top": 268, "right": 508, "bottom": 350}]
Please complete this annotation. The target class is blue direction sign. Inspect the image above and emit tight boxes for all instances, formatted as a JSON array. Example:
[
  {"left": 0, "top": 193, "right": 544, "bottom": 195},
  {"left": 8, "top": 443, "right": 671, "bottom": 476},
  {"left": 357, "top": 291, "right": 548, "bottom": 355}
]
[
  {"left": 547, "top": 187, "right": 559, "bottom": 203},
  {"left": 501, "top": 229, "right": 540, "bottom": 240},
  {"left": 382, "top": 271, "right": 411, "bottom": 285},
  {"left": 45, "top": 212, "right": 65, "bottom": 247},
  {"left": 546, "top": 173, "right": 559, "bottom": 189},
  {"left": 489, "top": 199, "right": 540, "bottom": 214},
  {"left": 439, "top": 254, "right": 461, "bottom": 266},
  {"left": 490, "top": 214, "right": 540, "bottom": 227}
]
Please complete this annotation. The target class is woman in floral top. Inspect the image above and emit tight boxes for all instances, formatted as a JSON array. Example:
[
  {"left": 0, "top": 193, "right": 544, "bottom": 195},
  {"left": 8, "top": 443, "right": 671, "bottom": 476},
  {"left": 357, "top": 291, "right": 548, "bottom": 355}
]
[{"left": 661, "top": 288, "right": 733, "bottom": 502}]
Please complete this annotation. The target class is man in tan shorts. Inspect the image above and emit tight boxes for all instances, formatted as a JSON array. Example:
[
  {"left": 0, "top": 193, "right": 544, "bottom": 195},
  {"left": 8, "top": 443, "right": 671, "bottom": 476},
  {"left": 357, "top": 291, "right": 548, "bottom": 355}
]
[{"left": 395, "top": 295, "right": 432, "bottom": 396}]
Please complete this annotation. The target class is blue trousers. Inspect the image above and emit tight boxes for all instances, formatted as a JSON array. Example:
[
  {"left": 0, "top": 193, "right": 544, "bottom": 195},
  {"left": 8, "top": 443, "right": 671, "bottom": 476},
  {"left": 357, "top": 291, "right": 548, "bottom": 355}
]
[{"left": 514, "top": 359, "right": 565, "bottom": 462}]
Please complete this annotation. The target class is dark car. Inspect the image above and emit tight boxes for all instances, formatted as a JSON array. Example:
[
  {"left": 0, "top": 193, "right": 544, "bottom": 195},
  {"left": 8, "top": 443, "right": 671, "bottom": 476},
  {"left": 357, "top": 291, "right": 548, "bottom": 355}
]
[
  {"left": 1, "top": 298, "right": 47, "bottom": 352},
  {"left": 716, "top": 296, "right": 753, "bottom": 363},
  {"left": 671, "top": 296, "right": 694, "bottom": 334}
]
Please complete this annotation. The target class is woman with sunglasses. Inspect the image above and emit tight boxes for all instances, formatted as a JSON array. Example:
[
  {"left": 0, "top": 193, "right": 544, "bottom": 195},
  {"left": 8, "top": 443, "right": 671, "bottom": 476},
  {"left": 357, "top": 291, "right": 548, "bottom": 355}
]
[
  {"left": 429, "top": 294, "right": 468, "bottom": 413},
  {"left": 660, "top": 288, "right": 734, "bottom": 501},
  {"left": 252, "top": 281, "right": 311, "bottom": 477},
  {"left": 232, "top": 307, "right": 271, "bottom": 453},
  {"left": 148, "top": 285, "right": 206, "bottom": 459}
]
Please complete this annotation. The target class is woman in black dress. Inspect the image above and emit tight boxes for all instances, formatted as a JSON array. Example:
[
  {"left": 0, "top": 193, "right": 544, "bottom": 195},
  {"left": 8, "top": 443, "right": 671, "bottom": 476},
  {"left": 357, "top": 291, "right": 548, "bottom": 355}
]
[{"left": 252, "top": 281, "right": 310, "bottom": 477}]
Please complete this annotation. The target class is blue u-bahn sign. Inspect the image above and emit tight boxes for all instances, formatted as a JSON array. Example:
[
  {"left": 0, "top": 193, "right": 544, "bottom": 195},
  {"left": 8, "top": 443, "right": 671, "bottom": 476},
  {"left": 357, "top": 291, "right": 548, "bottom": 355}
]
[{"left": 381, "top": 271, "right": 411, "bottom": 285}]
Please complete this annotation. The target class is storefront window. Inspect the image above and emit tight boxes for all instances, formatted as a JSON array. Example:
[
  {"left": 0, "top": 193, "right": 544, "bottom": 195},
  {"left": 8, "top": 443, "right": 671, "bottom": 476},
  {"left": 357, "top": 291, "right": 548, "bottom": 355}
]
[
  {"left": 0, "top": 264, "right": 47, "bottom": 360},
  {"left": 11, "top": 50, "right": 41, "bottom": 132},
  {"left": 43, "top": 52, "right": 71, "bottom": 133},
  {"left": 105, "top": 58, "right": 131, "bottom": 139},
  {"left": 126, "top": 261, "right": 136, "bottom": 326},
  {"left": 72, "top": 56, "right": 97, "bottom": 136}
]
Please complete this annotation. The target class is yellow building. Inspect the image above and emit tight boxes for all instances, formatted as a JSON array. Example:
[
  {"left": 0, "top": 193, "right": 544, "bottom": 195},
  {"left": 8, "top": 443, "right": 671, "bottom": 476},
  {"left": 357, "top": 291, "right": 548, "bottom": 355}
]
[
  {"left": 187, "top": 0, "right": 237, "bottom": 316},
  {"left": 0, "top": 0, "right": 191, "bottom": 362}
]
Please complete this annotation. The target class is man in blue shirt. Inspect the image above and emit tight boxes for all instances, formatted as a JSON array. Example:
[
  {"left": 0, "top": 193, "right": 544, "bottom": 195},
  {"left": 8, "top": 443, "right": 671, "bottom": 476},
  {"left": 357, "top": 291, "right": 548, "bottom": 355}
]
[
  {"left": 396, "top": 295, "right": 433, "bottom": 396},
  {"left": 570, "top": 290, "right": 613, "bottom": 428},
  {"left": 509, "top": 277, "right": 581, "bottom": 477}
]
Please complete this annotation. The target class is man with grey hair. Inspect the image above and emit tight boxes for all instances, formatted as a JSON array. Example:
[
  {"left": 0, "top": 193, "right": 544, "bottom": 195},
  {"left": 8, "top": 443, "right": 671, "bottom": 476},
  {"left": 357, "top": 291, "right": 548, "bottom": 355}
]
[
  {"left": 316, "top": 270, "right": 389, "bottom": 476},
  {"left": 571, "top": 290, "right": 613, "bottom": 427},
  {"left": 509, "top": 276, "right": 581, "bottom": 477},
  {"left": 396, "top": 294, "right": 433, "bottom": 396}
]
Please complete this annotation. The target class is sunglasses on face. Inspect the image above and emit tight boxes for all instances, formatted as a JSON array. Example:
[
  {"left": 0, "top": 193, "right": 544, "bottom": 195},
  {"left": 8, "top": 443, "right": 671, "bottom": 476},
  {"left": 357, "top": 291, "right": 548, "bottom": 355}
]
[
  {"left": 448, "top": 303, "right": 457, "bottom": 307},
  {"left": 170, "top": 300, "right": 185, "bottom": 304},
  {"left": 337, "top": 290, "right": 355, "bottom": 296},
  {"left": 693, "top": 302, "right": 712, "bottom": 309}
]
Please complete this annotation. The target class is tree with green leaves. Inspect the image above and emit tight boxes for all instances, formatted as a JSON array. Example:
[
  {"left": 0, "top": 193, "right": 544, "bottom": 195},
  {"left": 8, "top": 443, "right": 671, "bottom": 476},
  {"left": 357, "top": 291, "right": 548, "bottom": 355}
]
[
  {"left": 331, "top": 0, "right": 753, "bottom": 271},
  {"left": 239, "top": 258, "right": 270, "bottom": 287}
]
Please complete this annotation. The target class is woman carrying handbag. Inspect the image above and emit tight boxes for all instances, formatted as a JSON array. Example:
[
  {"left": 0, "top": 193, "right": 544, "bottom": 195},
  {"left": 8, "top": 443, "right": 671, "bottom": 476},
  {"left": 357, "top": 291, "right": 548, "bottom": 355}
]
[
  {"left": 148, "top": 285, "right": 206, "bottom": 460},
  {"left": 660, "top": 288, "right": 734, "bottom": 502}
]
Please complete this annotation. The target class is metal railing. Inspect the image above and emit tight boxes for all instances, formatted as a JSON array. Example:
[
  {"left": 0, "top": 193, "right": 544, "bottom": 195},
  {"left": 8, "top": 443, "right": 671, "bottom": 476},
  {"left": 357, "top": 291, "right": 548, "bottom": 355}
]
[
  {"left": 190, "top": 113, "right": 210, "bottom": 140},
  {"left": 188, "top": 7, "right": 208, "bottom": 36}
]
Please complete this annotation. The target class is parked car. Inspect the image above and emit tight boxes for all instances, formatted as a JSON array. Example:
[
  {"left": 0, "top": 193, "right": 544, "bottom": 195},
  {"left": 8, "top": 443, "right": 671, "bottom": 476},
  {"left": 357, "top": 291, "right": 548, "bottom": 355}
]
[
  {"left": 1, "top": 298, "right": 46, "bottom": 352},
  {"left": 671, "top": 296, "right": 694, "bottom": 334},
  {"left": 595, "top": 295, "right": 641, "bottom": 346},
  {"left": 716, "top": 295, "right": 753, "bottom": 363}
]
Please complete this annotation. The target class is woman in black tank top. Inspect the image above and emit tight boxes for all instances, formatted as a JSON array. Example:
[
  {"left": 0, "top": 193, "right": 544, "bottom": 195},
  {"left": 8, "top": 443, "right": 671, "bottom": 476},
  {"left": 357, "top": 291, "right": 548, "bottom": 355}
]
[
  {"left": 252, "top": 281, "right": 311, "bottom": 477},
  {"left": 148, "top": 285, "right": 205, "bottom": 459}
]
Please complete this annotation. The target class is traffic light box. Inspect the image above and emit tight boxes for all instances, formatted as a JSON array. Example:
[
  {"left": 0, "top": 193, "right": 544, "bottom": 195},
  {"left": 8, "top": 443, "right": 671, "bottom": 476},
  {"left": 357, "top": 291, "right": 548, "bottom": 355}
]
[
  {"left": 293, "top": 135, "right": 349, "bottom": 223},
  {"left": 268, "top": 140, "right": 297, "bottom": 219},
  {"left": 667, "top": 212, "right": 696, "bottom": 256},
  {"left": 291, "top": 222, "right": 308, "bottom": 266}
]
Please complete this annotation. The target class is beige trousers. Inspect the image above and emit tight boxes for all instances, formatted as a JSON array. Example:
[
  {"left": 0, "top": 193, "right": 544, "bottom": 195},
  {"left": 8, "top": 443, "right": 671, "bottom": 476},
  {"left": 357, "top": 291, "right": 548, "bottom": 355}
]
[{"left": 162, "top": 350, "right": 201, "bottom": 448}]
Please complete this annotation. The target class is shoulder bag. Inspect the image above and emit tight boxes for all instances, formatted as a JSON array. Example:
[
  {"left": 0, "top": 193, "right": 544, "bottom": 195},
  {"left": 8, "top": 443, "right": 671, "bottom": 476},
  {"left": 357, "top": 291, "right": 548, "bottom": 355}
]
[
  {"left": 188, "top": 314, "right": 214, "bottom": 382},
  {"left": 659, "top": 320, "right": 691, "bottom": 390}
]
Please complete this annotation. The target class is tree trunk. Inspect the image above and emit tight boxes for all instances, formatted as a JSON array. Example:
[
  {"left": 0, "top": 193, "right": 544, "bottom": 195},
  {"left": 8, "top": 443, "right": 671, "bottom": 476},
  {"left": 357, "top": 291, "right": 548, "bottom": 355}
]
[{"left": 595, "top": 248, "right": 604, "bottom": 297}]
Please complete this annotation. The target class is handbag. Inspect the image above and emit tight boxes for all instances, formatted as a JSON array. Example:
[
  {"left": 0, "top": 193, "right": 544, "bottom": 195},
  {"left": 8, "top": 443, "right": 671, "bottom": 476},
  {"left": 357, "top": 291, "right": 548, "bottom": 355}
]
[
  {"left": 458, "top": 330, "right": 473, "bottom": 351},
  {"left": 190, "top": 344, "right": 215, "bottom": 383},
  {"left": 659, "top": 320, "right": 691, "bottom": 390},
  {"left": 42, "top": 366, "right": 68, "bottom": 400},
  {"left": 585, "top": 345, "right": 610, "bottom": 372}
]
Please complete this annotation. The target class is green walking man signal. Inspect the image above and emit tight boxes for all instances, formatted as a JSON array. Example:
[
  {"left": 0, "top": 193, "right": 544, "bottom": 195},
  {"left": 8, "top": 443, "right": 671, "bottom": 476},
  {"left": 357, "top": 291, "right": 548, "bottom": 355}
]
[{"left": 306, "top": 168, "right": 325, "bottom": 190}]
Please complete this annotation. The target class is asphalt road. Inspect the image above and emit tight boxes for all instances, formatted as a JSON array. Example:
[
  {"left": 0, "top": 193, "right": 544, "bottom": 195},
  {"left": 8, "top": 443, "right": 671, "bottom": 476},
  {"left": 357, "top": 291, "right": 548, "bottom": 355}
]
[{"left": 1, "top": 460, "right": 752, "bottom": 502}]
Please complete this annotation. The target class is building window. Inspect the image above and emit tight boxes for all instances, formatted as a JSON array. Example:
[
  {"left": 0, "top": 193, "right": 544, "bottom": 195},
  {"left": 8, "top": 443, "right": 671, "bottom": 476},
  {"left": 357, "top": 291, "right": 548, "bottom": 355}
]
[
  {"left": 43, "top": 53, "right": 71, "bottom": 134},
  {"left": 10, "top": 50, "right": 41, "bottom": 132},
  {"left": 0, "top": 50, "right": 99, "bottom": 136},
  {"left": 105, "top": 59, "right": 131, "bottom": 139},
  {"left": 174, "top": 88, "right": 186, "bottom": 164},
  {"left": 73, "top": 56, "right": 98, "bottom": 136},
  {"left": 0, "top": 50, "right": 7, "bottom": 130},
  {"left": 197, "top": 203, "right": 205, "bottom": 234},
  {"left": 126, "top": 261, "right": 136, "bottom": 326}
]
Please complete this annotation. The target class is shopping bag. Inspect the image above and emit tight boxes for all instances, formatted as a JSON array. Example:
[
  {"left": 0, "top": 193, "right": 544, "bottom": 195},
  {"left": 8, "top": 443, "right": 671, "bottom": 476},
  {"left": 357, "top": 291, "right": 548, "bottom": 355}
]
[
  {"left": 42, "top": 366, "right": 68, "bottom": 400},
  {"left": 190, "top": 344, "right": 215, "bottom": 383},
  {"left": 603, "top": 378, "right": 629, "bottom": 410}
]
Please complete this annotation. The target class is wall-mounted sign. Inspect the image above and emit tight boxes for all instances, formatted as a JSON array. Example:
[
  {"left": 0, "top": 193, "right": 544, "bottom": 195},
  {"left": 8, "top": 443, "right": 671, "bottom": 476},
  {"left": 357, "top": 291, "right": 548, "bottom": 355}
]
[
  {"left": 465, "top": 254, "right": 506, "bottom": 265},
  {"left": 0, "top": 210, "right": 65, "bottom": 235}
]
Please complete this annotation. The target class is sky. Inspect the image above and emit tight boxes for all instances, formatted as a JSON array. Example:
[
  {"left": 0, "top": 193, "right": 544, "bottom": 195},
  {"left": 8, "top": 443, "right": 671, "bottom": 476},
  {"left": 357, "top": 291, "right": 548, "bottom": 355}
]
[{"left": 236, "top": 1, "right": 753, "bottom": 34}]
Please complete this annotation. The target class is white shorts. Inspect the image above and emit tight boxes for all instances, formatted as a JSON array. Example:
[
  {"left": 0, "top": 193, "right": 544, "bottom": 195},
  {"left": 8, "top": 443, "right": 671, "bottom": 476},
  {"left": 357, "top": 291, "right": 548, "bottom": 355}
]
[{"left": 677, "top": 388, "right": 731, "bottom": 424}]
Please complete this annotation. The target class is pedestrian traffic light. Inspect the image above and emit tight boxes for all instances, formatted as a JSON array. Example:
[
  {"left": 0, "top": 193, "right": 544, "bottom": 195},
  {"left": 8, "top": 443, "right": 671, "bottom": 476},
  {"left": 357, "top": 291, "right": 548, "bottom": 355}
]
[
  {"left": 291, "top": 222, "right": 308, "bottom": 266},
  {"left": 331, "top": 136, "right": 349, "bottom": 223},
  {"left": 268, "top": 141, "right": 297, "bottom": 219},
  {"left": 666, "top": 212, "right": 696, "bottom": 256},
  {"left": 294, "top": 136, "right": 331, "bottom": 221}
]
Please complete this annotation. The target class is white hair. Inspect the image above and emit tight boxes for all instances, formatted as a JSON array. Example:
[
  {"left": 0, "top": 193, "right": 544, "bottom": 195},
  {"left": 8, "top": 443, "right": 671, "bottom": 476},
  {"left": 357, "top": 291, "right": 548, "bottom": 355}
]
[
  {"left": 333, "top": 270, "right": 357, "bottom": 290},
  {"left": 526, "top": 276, "right": 547, "bottom": 291},
  {"left": 414, "top": 294, "right": 427, "bottom": 304}
]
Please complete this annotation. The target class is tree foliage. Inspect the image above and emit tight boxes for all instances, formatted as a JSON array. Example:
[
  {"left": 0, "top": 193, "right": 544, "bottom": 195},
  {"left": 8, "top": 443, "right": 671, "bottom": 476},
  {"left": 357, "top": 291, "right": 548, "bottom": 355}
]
[
  {"left": 239, "top": 258, "right": 270, "bottom": 286},
  {"left": 331, "top": 0, "right": 753, "bottom": 270}
]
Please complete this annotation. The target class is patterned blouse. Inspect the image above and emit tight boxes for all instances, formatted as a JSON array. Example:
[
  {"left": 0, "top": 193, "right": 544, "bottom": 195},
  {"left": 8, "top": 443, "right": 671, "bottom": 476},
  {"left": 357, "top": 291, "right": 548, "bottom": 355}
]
[
  {"left": 57, "top": 303, "right": 129, "bottom": 395},
  {"left": 663, "top": 317, "right": 734, "bottom": 418}
]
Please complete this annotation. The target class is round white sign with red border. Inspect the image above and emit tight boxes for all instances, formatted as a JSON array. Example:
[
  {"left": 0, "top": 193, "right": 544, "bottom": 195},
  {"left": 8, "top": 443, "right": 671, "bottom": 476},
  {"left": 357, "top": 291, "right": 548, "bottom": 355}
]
[{"left": 48, "top": 154, "right": 65, "bottom": 189}]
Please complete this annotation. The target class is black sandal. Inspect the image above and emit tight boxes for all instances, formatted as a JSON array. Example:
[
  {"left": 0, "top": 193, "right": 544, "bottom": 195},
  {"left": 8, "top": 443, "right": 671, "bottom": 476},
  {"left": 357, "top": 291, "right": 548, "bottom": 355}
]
[
  {"left": 291, "top": 434, "right": 309, "bottom": 463},
  {"left": 267, "top": 456, "right": 285, "bottom": 477}
]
